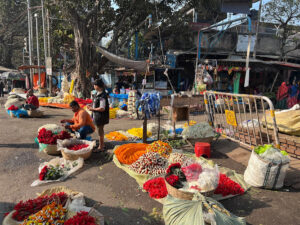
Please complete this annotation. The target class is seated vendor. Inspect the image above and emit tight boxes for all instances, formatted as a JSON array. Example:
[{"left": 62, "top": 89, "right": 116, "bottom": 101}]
[
  {"left": 23, "top": 89, "right": 39, "bottom": 110},
  {"left": 61, "top": 100, "right": 95, "bottom": 139}
]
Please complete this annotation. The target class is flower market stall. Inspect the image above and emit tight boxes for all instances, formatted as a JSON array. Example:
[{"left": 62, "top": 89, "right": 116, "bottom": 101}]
[
  {"left": 111, "top": 141, "right": 251, "bottom": 224},
  {"left": 3, "top": 187, "right": 104, "bottom": 225}
]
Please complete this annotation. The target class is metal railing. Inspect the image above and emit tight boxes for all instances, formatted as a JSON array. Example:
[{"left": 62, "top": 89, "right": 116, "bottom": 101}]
[{"left": 204, "top": 91, "right": 280, "bottom": 149}]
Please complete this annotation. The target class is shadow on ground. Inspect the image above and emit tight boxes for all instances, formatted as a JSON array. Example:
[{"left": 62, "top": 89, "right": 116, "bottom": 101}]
[
  {"left": 0, "top": 202, "right": 15, "bottom": 224},
  {"left": 85, "top": 197, "right": 164, "bottom": 225}
]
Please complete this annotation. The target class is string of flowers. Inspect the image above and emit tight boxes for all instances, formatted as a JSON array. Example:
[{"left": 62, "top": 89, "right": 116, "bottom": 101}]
[
  {"left": 146, "top": 140, "right": 172, "bottom": 158},
  {"left": 21, "top": 202, "right": 66, "bottom": 225},
  {"left": 11, "top": 192, "right": 68, "bottom": 221}
]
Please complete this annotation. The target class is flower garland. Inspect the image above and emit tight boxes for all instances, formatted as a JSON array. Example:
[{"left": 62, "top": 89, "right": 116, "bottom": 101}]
[
  {"left": 127, "top": 128, "right": 152, "bottom": 139},
  {"left": 146, "top": 140, "right": 172, "bottom": 158},
  {"left": 38, "top": 124, "right": 63, "bottom": 134},
  {"left": 143, "top": 177, "right": 168, "bottom": 199},
  {"left": 214, "top": 174, "right": 245, "bottom": 196},
  {"left": 129, "top": 152, "right": 167, "bottom": 176},
  {"left": 64, "top": 211, "right": 97, "bottom": 225},
  {"left": 67, "top": 144, "right": 89, "bottom": 151},
  {"left": 12, "top": 192, "right": 68, "bottom": 221},
  {"left": 39, "top": 165, "right": 64, "bottom": 181},
  {"left": 38, "top": 128, "right": 71, "bottom": 145},
  {"left": 114, "top": 143, "right": 148, "bottom": 165},
  {"left": 105, "top": 131, "right": 128, "bottom": 141},
  {"left": 184, "top": 120, "right": 197, "bottom": 127},
  {"left": 21, "top": 202, "right": 66, "bottom": 225}
]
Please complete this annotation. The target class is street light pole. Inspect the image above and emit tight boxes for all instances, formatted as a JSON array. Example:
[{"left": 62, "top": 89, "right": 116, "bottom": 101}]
[
  {"left": 41, "top": 0, "right": 47, "bottom": 62},
  {"left": 35, "top": 13, "right": 41, "bottom": 88},
  {"left": 27, "top": 0, "right": 33, "bottom": 88}
]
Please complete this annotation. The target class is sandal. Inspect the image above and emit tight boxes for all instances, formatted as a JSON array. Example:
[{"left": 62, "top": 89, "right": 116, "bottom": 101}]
[{"left": 93, "top": 146, "right": 106, "bottom": 153}]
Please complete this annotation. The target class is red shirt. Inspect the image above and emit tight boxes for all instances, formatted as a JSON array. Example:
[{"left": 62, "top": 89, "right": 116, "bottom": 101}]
[{"left": 27, "top": 95, "right": 39, "bottom": 108}]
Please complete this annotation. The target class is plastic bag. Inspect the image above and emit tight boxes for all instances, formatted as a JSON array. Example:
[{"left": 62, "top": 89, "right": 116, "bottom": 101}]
[
  {"left": 260, "top": 147, "right": 290, "bottom": 164},
  {"left": 244, "top": 150, "right": 290, "bottom": 189},
  {"left": 182, "top": 163, "right": 203, "bottom": 182},
  {"left": 163, "top": 193, "right": 246, "bottom": 225},
  {"left": 31, "top": 157, "right": 84, "bottom": 187},
  {"left": 57, "top": 139, "right": 96, "bottom": 155}
]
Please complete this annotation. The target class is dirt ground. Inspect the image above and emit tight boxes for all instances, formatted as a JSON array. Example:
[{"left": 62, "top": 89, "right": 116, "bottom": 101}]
[{"left": 0, "top": 102, "right": 300, "bottom": 225}]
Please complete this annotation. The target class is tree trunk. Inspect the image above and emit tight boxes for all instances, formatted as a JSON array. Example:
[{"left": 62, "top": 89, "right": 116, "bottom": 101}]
[{"left": 73, "top": 20, "right": 94, "bottom": 98}]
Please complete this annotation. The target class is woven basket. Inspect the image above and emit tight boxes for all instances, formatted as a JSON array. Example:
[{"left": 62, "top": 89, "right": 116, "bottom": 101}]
[
  {"left": 27, "top": 110, "right": 44, "bottom": 118},
  {"left": 42, "top": 144, "right": 60, "bottom": 156},
  {"left": 61, "top": 149, "right": 92, "bottom": 161},
  {"left": 186, "top": 136, "right": 214, "bottom": 146},
  {"left": 165, "top": 179, "right": 215, "bottom": 200}
]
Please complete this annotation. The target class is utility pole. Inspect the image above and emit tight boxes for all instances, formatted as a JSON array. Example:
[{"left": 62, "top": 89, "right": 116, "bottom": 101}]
[
  {"left": 253, "top": 0, "right": 263, "bottom": 59},
  {"left": 41, "top": 0, "right": 47, "bottom": 62},
  {"left": 35, "top": 13, "right": 41, "bottom": 88},
  {"left": 27, "top": 0, "right": 33, "bottom": 88},
  {"left": 46, "top": 9, "right": 52, "bottom": 94}
]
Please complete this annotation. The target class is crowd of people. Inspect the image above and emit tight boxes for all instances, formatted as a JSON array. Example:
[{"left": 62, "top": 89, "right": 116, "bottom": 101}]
[{"left": 276, "top": 80, "right": 300, "bottom": 109}]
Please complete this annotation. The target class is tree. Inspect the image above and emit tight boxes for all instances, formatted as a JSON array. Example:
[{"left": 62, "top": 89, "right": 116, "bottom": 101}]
[{"left": 263, "top": 0, "right": 300, "bottom": 60}]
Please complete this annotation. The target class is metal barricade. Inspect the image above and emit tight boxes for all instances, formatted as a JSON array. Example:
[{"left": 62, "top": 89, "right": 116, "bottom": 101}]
[{"left": 204, "top": 91, "right": 280, "bottom": 149}]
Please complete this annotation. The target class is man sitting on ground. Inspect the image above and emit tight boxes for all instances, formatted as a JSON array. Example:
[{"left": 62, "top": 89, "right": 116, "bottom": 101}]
[
  {"left": 23, "top": 89, "right": 39, "bottom": 110},
  {"left": 61, "top": 100, "right": 95, "bottom": 139}
]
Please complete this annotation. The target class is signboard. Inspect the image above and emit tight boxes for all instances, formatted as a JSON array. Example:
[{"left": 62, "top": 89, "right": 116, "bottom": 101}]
[
  {"left": 225, "top": 110, "right": 237, "bottom": 127},
  {"left": 236, "top": 35, "right": 256, "bottom": 52},
  {"left": 46, "top": 57, "right": 52, "bottom": 75},
  {"left": 221, "top": 0, "right": 252, "bottom": 14}
]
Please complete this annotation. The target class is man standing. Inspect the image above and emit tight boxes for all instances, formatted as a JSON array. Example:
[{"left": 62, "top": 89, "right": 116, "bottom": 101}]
[
  {"left": 23, "top": 89, "right": 39, "bottom": 110},
  {"left": 0, "top": 81, "right": 4, "bottom": 97},
  {"left": 61, "top": 100, "right": 95, "bottom": 139}
]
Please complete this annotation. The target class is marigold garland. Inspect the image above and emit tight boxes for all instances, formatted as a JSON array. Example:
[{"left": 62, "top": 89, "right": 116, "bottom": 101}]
[
  {"left": 21, "top": 202, "right": 66, "bottom": 225},
  {"left": 127, "top": 128, "right": 152, "bottom": 139},
  {"left": 105, "top": 131, "right": 128, "bottom": 141},
  {"left": 114, "top": 143, "right": 148, "bottom": 165},
  {"left": 146, "top": 140, "right": 172, "bottom": 158}
]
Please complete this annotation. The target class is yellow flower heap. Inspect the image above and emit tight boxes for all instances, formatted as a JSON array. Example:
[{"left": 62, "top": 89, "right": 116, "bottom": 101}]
[
  {"left": 184, "top": 120, "right": 197, "bottom": 128},
  {"left": 146, "top": 140, "right": 172, "bottom": 158},
  {"left": 105, "top": 131, "right": 128, "bottom": 141},
  {"left": 21, "top": 202, "right": 66, "bottom": 225},
  {"left": 127, "top": 128, "right": 152, "bottom": 139}
]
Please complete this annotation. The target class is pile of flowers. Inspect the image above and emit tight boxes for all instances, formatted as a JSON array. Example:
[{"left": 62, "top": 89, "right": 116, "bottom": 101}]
[
  {"left": 38, "top": 128, "right": 71, "bottom": 145},
  {"left": 38, "top": 124, "right": 63, "bottom": 134},
  {"left": 21, "top": 202, "right": 66, "bottom": 224},
  {"left": 143, "top": 177, "right": 168, "bottom": 199},
  {"left": 127, "top": 128, "right": 152, "bottom": 139},
  {"left": 65, "top": 211, "right": 97, "bottom": 225},
  {"left": 129, "top": 152, "right": 168, "bottom": 176},
  {"left": 168, "top": 153, "right": 194, "bottom": 166},
  {"left": 39, "top": 165, "right": 64, "bottom": 181},
  {"left": 182, "top": 122, "right": 214, "bottom": 139},
  {"left": 146, "top": 140, "right": 172, "bottom": 158},
  {"left": 105, "top": 131, "right": 128, "bottom": 141},
  {"left": 67, "top": 144, "right": 89, "bottom": 151},
  {"left": 114, "top": 143, "right": 148, "bottom": 165},
  {"left": 11, "top": 192, "right": 68, "bottom": 221},
  {"left": 214, "top": 174, "right": 245, "bottom": 196},
  {"left": 8, "top": 105, "right": 19, "bottom": 111}
]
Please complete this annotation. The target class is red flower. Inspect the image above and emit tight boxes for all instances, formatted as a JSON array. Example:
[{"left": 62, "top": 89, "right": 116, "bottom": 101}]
[
  {"left": 182, "top": 163, "right": 202, "bottom": 181},
  {"left": 39, "top": 166, "right": 48, "bottom": 180},
  {"left": 12, "top": 192, "right": 68, "bottom": 221},
  {"left": 166, "top": 175, "right": 179, "bottom": 186},
  {"left": 214, "top": 174, "right": 245, "bottom": 196},
  {"left": 166, "top": 163, "right": 181, "bottom": 174},
  {"left": 64, "top": 211, "right": 97, "bottom": 225},
  {"left": 67, "top": 144, "right": 89, "bottom": 151},
  {"left": 37, "top": 129, "right": 71, "bottom": 145},
  {"left": 143, "top": 178, "right": 168, "bottom": 199},
  {"left": 8, "top": 105, "right": 18, "bottom": 111}
]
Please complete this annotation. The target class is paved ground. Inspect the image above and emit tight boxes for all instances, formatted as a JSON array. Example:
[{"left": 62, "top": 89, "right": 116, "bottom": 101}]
[{"left": 0, "top": 101, "right": 300, "bottom": 225}]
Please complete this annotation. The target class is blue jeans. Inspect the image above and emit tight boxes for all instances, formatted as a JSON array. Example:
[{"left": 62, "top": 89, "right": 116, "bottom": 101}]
[{"left": 66, "top": 123, "right": 94, "bottom": 139}]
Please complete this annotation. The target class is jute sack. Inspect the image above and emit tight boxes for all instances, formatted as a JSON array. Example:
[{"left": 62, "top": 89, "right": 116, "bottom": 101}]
[{"left": 244, "top": 151, "right": 289, "bottom": 189}]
